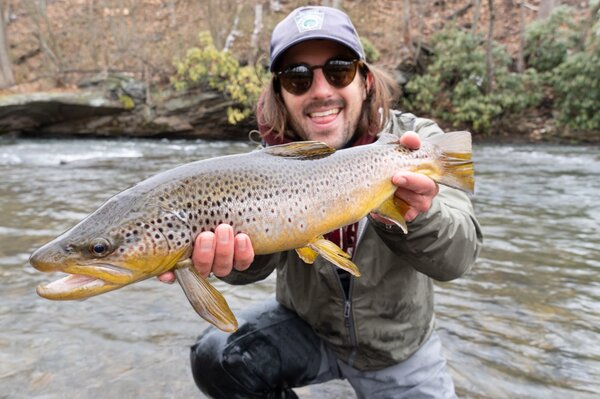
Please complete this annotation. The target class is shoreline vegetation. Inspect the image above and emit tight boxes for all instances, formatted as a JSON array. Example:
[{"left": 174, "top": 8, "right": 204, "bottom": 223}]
[{"left": 0, "top": 1, "right": 598, "bottom": 144}]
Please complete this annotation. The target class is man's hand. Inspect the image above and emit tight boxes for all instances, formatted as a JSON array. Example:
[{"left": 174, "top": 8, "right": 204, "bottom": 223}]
[
  {"left": 371, "top": 131, "right": 439, "bottom": 224},
  {"left": 157, "top": 224, "right": 255, "bottom": 284}
]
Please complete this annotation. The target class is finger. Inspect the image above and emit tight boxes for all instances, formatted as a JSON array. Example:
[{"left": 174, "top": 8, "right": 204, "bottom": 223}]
[
  {"left": 212, "top": 224, "right": 235, "bottom": 277},
  {"left": 392, "top": 172, "right": 439, "bottom": 196},
  {"left": 392, "top": 173, "right": 439, "bottom": 216},
  {"left": 399, "top": 131, "right": 421, "bottom": 150},
  {"left": 192, "top": 231, "right": 216, "bottom": 278},
  {"left": 233, "top": 234, "right": 254, "bottom": 271},
  {"left": 157, "top": 271, "right": 176, "bottom": 284},
  {"left": 393, "top": 187, "right": 433, "bottom": 214}
]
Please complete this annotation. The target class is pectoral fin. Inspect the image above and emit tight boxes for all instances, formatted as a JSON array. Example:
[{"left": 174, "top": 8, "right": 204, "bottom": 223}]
[
  {"left": 296, "top": 246, "right": 319, "bottom": 264},
  {"left": 174, "top": 266, "right": 238, "bottom": 333},
  {"left": 372, "top": 196, "right": 409, "bottom": 233},
  {"left": 306, "top": 236, "right": 361, "bottom": 277}
]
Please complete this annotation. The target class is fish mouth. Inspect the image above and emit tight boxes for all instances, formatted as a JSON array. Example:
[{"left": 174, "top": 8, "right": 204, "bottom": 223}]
[
  {"left": 34, "top": 263, "right": 135, "bottom": 300},
  {"left": 36, "top": 273, "right": 121, "bottom": 300}
]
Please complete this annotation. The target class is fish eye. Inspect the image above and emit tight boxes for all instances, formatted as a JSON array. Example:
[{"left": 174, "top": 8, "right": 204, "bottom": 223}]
[{"left": 89, "top": 238, "right": 112, "bottom": 257}]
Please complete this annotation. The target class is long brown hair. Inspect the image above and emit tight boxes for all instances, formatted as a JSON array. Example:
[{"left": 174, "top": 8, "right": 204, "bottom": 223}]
[{"left": 257, "top": 63, "right": 400, "bottom": 141}]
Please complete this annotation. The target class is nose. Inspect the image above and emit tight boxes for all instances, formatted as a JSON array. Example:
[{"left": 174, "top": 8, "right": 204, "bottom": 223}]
[
  {"left": 30, "top": 246, "right": 50, "bottom": 271},
  {"left": 308, "top": 69, "right": 334, "bottom": 98},
  {"left": 29, "top": 242, "right": 64, "bottom": 271}
]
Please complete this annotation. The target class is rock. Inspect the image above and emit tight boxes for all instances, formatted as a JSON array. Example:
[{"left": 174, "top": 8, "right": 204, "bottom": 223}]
[
  {"left": 0, "top": 78, "right": 255, "bottom": 140},
  {"left": 0, "top": 91, "right": 126, "bottom": 134}
]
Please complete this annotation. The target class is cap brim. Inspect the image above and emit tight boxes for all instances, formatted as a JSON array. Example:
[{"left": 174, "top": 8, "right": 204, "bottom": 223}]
[{"left": 270, "top": 34, "right": 364, "bottom": 71}]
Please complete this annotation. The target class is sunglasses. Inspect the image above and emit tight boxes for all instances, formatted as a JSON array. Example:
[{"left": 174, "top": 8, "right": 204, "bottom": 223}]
[{"left": 275, "top": 59, "right": 364, "bottom": 96}]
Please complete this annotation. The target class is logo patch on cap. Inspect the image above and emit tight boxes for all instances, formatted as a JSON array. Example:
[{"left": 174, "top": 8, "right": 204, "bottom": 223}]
[{"left": 294, "top": 10, "right": 324, "bottom": 32}]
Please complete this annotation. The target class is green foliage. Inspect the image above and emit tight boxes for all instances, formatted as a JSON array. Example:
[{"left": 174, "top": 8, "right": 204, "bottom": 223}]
[
  {"left": 403, "top": 28, "right": 542, "bottom": 133},
  {"left": 524, "top": 6, "right": 580, "bottom": 73},
  {"left": 550, "top": 19, "right": 600, "bottom": 131},
  {"left": 360, "top": 37, "right": 380, "bottom": 63},
  {"left": 522, "top": 5, "right": 600, "bottom": 132},
  {"left": 172, "top": 31, "right": 269, "bottom": 124},
  {"left": 119, "top": 95, "right": 135, "bottom": 110}
]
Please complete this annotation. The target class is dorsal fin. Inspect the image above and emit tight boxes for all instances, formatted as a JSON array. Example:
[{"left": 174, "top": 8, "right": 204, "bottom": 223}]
[
  {"left": 374, "top": 133, "right": 401, "bottom": 145},
  {"left": 263, "top": 141, "right": 336, "bottom": 159}
]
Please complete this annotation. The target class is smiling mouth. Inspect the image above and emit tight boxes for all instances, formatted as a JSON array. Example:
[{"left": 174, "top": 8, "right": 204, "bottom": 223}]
[{"left": 308, "top": 108, "right": 341, "bottom": 118}]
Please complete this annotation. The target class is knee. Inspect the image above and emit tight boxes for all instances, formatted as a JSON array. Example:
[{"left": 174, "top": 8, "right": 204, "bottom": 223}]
[
  {"left": 190, "top": 328, "right": 237, "bottom": 398},
  {"left": 191, "top": 326, "right": 277, "bottom": 398}
]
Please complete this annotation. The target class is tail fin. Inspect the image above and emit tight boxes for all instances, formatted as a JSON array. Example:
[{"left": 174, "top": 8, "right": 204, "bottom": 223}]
[{"left": 427, "top": 131, "right": 475, "bottom": 194}]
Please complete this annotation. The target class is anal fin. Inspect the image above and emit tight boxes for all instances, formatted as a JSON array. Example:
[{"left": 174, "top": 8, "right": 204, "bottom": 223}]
[
  {"left": 372, "top": 196, "right": 409, "bottom": 233},
  {"left": 296, "top": 246, "right": 319, "bottom": 264},
  {"left": 174, "top": 265, "right": 238, "bottom": 333},
  {"left": 305, "top": 236, "right": 361, "bottom": 277}
]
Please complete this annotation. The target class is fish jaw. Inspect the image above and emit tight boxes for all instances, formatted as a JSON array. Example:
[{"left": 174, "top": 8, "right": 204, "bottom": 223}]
[
  {"left": 36, "top": 273, "right": 122, "bottom": 300},
  {"left": 30, "top": 243, "right": 130, "bottom": 299}
]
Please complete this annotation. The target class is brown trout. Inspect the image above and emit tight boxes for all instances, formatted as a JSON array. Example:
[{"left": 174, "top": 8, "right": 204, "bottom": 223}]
[{"left": 30, "top": 131, "right": 474, "bottom": 332}]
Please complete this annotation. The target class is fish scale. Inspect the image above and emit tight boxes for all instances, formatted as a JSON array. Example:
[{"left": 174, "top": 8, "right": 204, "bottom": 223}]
[{"left": 30, "top": 131, "right": 474, "bottom": 332}]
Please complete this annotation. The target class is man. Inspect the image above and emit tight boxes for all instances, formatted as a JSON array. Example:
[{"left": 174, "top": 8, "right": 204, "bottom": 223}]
[{"left": 160, "top": 5, "right": 482, "bottom": 399}]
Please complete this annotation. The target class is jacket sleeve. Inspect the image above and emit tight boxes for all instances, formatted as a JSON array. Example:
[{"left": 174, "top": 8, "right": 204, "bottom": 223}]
[
  {"left": 371, "top": 111, "right": 483, "bottom": 281},
  {"left": 218, "top": 252, "right": 284, "bottom": 285}
]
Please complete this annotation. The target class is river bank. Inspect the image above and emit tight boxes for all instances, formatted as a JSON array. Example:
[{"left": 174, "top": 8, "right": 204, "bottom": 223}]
[{"left": 2, "top": 79, "right": 596, "bottom": 145}]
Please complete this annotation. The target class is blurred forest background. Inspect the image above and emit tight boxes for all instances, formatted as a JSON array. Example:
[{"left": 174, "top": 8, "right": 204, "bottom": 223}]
[{"left": 0, "top": 0, "right": 598, "bottom": 141}]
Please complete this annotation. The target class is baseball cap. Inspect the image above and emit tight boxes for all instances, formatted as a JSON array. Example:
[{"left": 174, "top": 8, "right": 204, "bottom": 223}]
[{"left": 269, "top": 6, "right": 365, "bottom": 71}]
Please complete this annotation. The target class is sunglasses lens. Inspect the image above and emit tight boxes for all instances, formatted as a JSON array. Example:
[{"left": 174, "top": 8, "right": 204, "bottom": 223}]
[
  {"left": 279, "top": 65, "right": 312, "bottom": 95},
  {"left": 323, "top": 60, "right": 358, "bottom": 88},
  {"left": 277, "top": 60, "right": 360, "bottom": 95}
]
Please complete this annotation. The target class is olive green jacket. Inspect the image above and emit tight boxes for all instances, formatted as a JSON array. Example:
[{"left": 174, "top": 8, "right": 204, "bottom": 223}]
[{"left": 223, "top": 111, "right": 483, "bottom": 370}]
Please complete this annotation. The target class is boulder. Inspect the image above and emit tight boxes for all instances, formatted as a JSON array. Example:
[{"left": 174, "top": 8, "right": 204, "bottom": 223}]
[{"left": 0, "top": 77, "right": 255, "bottom": 140}]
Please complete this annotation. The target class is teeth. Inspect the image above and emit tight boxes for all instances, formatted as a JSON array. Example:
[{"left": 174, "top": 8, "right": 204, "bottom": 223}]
[{"left": 309, "top": 109, "right": 339, "bottom": 118}]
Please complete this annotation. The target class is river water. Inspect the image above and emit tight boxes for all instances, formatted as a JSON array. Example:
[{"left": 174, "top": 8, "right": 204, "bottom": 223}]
[{"left": 0, "top": 137, "right": 598, "bottom": 398}]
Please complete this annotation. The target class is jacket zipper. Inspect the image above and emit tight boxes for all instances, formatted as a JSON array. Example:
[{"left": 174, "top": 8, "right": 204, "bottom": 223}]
[{"left": 335, "top": 218, "right": 369, "bottom": 367}]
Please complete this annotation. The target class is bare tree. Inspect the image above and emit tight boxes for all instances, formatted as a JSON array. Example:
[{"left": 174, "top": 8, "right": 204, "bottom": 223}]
[
  {"left": 0, "top": 0, "right": 15, "bottom": 88},
  {"left": 402, "top": 0, "right": 413, "bottom": 53},
  {"left": 167, "top": 0, "right": 176, "bottom": 28},
  {"left": 24, "top": 0, "right": 65, "bottom": 82},
  {"left": 249, "top": 3, "right": 263, "bottom": 65},
  {"left": 485, "top": 0, "right": 495, "bottom": 94},
  {"left": 516, "top": 0, "right": 526, "bottom": 72},
  {"left": 577, "top": 0, "right": 600, "bottom": 51},
  {"left": 472, "top": 0, "right": 481, "bottom": 35},
  {"left": 0, "top": 0, "right": 14, "bottom": 88},
  {"left": 539, "top": 0, "right": 560, "bottom": 19},
  {"left": 414, "top": 0, "right": 425, "bottom": 63},
  {"left": 223, "top": 3, "right": 243, "bottom": 52}
]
